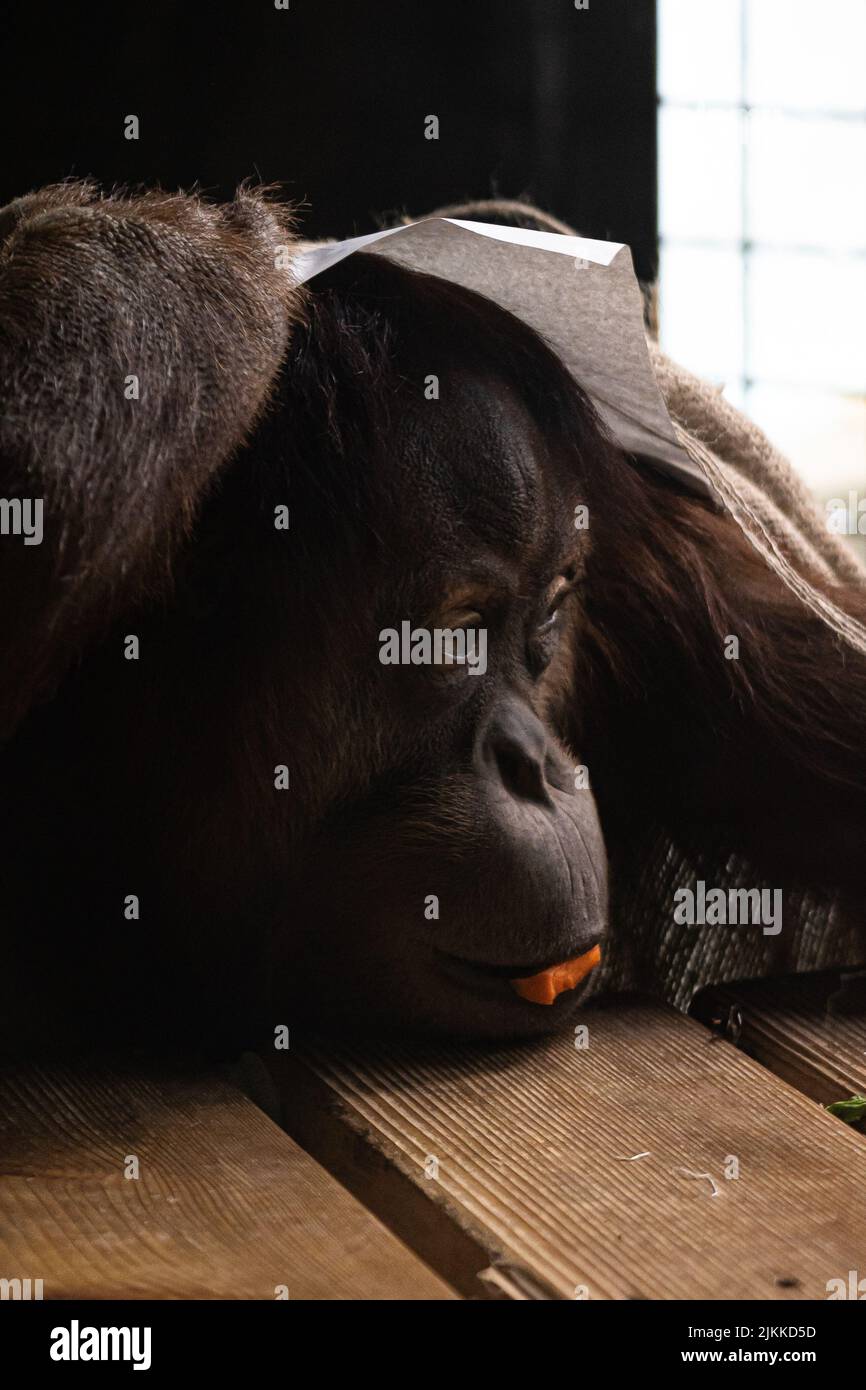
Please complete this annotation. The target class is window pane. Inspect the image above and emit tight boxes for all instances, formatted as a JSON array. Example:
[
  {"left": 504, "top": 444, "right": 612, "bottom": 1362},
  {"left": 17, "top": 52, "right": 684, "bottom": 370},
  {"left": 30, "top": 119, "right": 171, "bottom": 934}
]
[
  {"left": 747, "top": 249, "right": 866, "bottom": 392},
  {"left": 658, "top": 0, "right": 743, "bottom": 104},
  {"left": 660, "top": 244, "right": 745, "bottom": 384},
  {"left": 745, "top": 382, "right": 866, "bottom": 492},
  {"left": 723, "top": 380, "right": 747, "bottom": 411},
  {"left": 746, "top": 0, "right": 866, "bottom": 114},
  {"left": 747, "top": 111, "right": 866, "bottom": 251},
  {"left": 660, "top": 106, "right": 744, "bottom": 241}
]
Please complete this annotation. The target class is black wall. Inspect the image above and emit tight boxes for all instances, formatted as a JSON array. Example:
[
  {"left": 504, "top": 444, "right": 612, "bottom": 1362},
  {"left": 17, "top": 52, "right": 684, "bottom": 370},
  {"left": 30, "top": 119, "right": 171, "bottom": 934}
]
[{"left": 2, "top": 1, "right": 658, "bottom": 280}]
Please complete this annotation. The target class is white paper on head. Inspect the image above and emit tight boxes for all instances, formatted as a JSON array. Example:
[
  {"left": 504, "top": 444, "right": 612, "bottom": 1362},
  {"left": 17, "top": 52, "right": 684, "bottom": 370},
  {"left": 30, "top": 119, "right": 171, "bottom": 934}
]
[{"left": 292, "top": 217, "right": 710, "bottom": 496}]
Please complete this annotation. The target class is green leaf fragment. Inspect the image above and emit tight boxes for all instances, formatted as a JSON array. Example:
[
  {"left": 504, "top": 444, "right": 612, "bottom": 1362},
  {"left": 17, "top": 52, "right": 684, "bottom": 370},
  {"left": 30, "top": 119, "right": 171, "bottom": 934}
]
[{"left": 826, "top": 1094, "right": 866, "bottom": 1124}]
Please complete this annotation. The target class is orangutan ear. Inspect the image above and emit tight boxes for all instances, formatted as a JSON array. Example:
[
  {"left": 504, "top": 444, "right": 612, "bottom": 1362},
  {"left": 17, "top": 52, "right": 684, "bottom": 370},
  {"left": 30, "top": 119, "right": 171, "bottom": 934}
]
[{"left": 0, "top": 182, "right": 303, "bottom": 738}]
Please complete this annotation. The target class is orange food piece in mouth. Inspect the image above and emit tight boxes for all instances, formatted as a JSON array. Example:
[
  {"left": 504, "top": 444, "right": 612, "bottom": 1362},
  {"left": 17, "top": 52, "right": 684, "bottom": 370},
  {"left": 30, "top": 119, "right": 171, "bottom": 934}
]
[{"left": 510, "top": 944, "right": 602, "bottom": 1005}]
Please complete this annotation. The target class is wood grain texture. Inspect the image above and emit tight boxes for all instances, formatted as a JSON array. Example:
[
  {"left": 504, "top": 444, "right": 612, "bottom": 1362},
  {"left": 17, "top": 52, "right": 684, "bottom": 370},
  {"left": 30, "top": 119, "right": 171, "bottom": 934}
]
[
  {"left": 268, "top": 997, "right": 866, "bottom": 1300},
  {"left": 692, "top": 970, "right": 866, "bottom": 1110},
  {"left": 0, "top": 1060, "right": 455, "bottom": 1300}
]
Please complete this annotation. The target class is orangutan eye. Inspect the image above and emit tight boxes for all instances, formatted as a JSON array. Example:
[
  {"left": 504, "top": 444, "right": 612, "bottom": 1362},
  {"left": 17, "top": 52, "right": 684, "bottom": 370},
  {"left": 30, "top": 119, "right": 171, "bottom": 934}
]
[
  {"left": 538, "top": 605, "right": 561, "bottom": 634},
  {"left": 529, "top": 578, "right": 572, "bottom": 673},
  {"left": 538, "top": 581, "right": 570, "bottom": 633},
  {"left": 440, "top": 613, "right": 482, "bottom": 664}
]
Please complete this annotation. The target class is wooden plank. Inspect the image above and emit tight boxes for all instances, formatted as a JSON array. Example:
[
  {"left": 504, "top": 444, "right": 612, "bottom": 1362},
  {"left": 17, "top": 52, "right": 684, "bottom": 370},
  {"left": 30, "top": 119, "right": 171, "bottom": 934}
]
[
  {"left": 691, "top": 970, "right": 866, "bottom": 1113},
  {"left": 0, "top": 1059, "right": 455, "bottom": 1300},
  {"left": 267, "top": 997, "right": 866, "bottom": 1300}
]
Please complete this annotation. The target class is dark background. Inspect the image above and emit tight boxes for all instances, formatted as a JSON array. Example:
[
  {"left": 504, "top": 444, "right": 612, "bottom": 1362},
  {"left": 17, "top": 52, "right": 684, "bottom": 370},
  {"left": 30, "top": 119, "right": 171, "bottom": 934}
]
[{"left": 2, "top": 0, "right": 658, "bottom": 280}]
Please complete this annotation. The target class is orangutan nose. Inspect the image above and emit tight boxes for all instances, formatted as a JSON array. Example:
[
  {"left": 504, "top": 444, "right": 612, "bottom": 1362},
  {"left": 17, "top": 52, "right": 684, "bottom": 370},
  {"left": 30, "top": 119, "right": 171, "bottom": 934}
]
[{"left": 479, "top": 697, "right": 554, "bottom": 807}]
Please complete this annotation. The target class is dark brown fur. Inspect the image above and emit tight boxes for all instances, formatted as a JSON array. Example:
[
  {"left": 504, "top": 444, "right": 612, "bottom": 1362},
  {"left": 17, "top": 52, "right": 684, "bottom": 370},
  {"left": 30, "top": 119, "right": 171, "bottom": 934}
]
[{"left": 0, "top": 182, "right": 303, "bottom": 739}]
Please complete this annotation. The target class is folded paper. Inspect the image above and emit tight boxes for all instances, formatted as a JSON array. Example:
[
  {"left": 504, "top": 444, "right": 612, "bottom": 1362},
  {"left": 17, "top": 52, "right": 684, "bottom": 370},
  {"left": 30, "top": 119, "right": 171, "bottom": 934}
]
[{"left": 292, "top": 217, "right": 710, "bottom": 496}]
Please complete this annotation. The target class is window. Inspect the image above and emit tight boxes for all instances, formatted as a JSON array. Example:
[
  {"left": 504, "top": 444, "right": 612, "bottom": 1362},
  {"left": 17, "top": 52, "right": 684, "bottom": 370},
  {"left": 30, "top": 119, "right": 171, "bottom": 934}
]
[{"left": 657, "top": 0, "right": 866, "bottom": 547}]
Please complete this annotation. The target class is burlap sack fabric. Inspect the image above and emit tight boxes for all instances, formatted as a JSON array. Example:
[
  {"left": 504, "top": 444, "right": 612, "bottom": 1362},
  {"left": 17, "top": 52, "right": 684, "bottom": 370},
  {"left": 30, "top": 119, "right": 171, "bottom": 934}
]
[{"left": 409, "top": 199, "right": 866, "bottom": 1007}]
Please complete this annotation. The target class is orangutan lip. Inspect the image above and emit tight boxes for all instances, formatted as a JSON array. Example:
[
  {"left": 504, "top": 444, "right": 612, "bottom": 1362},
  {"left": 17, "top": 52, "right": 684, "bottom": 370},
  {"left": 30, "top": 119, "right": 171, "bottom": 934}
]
[{"left": 434, "top": 941, "right": 602, "bottom": 981}]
